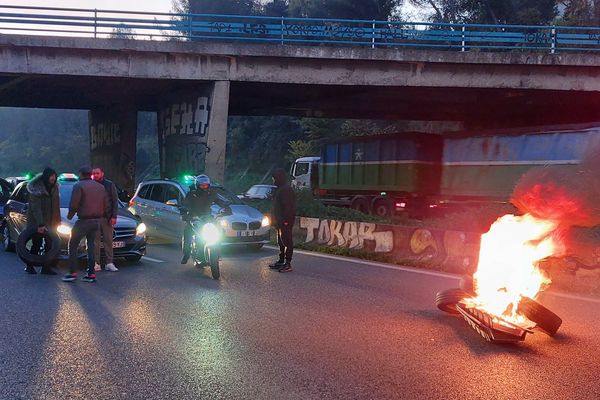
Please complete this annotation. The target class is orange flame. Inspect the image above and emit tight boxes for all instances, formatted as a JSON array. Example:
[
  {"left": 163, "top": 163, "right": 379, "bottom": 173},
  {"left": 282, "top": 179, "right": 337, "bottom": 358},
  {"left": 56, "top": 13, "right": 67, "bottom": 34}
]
[{"left": 467, "top": 214, "right": 561, "bottom": 325}]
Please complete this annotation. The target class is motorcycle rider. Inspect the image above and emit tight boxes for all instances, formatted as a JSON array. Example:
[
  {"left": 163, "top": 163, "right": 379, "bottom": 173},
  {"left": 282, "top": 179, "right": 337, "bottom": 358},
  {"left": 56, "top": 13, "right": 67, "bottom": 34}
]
[{"left": 180, "top": 175, "right": 223, "bottom": 265}]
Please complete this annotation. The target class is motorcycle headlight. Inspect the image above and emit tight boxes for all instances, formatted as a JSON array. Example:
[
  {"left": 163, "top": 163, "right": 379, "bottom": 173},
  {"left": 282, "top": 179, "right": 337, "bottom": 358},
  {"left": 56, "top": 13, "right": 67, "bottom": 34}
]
[
  {"left": 219, "top": 219, "right": 228, "bottom": 228},
  {"left": 201, "top": 223, "right": 221, "bottom": 246},
  {"left": 136, "top": 223, "right": 147, "bottom": 236},
  {"left": 57, "top": 224, "right": 72, "bottom": 236},
  {"left": 261, "top": 216, "right": 270, "bottom": 227}
]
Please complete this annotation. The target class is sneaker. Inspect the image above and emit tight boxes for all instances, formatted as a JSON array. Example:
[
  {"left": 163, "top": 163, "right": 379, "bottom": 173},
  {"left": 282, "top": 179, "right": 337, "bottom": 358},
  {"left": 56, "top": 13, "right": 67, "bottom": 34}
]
[
  {"left": 82, "top": 274, "right": 96, "bottom": 283},
  {"left": 278, "top": 263, "right": 293, "bottom": 273},
  {"left": 24, "top": 265, "right": 37, "bottom": 274},
  {"left": 94, "top": 263, "right": 102, "bottom": 272},
  {"left": 62, "top": 273, "right": 77, "bottom": 282},
  {"left": 269, "top": 260, "right": 285, "bottom": 269},
  {"left": 104, "top": 263, "right": 118, "bottom": 272}
]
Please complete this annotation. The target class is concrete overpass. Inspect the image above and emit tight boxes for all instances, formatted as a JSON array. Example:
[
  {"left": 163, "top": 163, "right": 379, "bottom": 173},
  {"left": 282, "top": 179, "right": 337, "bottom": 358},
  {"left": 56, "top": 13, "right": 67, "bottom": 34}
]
[{"left": 2, "top": 34, "right": 600, "bottom": 191}]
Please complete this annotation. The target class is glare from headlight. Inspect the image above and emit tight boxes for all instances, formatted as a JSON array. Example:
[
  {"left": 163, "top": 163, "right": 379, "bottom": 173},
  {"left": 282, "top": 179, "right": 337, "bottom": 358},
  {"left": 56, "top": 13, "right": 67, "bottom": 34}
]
[
  {"left": 261, "top": 216, "right": 270, "bottom": 227},
  {"left": 219, "top": 219, "right": 228, "bottom": 228},
  {"left": 201, "top": 223, "right": 221, "bottom": 246},
  {"left": 57, "top": 224, "right": 72, "bottom": 236},
  {"left": 136, "top": 223, "right": 147, "bottom": 236}
]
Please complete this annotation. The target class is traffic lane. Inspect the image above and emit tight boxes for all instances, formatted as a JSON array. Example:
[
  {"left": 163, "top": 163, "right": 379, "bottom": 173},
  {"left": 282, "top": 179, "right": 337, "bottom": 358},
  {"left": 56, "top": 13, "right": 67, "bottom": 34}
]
[
  {"left": 146, "top": 244, "right": 600, "bottom": 400},
  {"left": 0, "top": 245, "right": 597, "bottom": 400}
]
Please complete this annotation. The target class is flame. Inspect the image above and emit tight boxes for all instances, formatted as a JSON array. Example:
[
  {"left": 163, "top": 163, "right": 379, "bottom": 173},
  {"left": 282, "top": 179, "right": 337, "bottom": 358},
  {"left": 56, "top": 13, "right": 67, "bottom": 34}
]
[{"left": 467, "top": 213, "right": 561, "bottom": 326}]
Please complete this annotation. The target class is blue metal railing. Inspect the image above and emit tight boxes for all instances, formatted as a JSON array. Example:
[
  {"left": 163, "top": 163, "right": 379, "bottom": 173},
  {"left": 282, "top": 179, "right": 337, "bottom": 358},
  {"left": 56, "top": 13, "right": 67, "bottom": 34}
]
[{"left": 2, "top": 4, "right": 600, "bottom": 52}]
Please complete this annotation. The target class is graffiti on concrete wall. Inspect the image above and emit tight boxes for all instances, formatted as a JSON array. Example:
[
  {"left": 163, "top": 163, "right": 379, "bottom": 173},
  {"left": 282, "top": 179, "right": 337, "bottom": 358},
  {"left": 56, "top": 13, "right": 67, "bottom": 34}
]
[
  {"left": 159, "top": 97, "right": 210, "bottom": 138},
  {"left": 90, "top": 122, "right": 120, "bottom": 150},
  {"left": 296, "top": 217, "right": 480, "bottom": 272},
  {"left": 299, "top": 217, "right": 394, "bottom": 252}
]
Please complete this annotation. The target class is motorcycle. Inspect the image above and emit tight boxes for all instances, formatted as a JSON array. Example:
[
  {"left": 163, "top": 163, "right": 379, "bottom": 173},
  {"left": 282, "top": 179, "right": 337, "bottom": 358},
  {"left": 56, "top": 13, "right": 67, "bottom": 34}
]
[{"left": 190, "top": 217, "right": 222, "bottom": 279}]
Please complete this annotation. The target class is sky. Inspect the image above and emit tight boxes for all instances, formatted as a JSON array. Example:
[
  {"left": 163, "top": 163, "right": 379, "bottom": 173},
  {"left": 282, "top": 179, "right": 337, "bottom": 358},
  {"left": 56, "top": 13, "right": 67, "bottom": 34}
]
[{"left": 14, "top": 0, "right": 173, "bottom": 13}]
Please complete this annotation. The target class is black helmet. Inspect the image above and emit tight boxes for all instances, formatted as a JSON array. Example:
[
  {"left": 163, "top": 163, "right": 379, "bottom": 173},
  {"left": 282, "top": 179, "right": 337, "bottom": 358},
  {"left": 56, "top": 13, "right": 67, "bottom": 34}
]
[{"left": 194, "top": 175, "right": 211, "bottom": 191}]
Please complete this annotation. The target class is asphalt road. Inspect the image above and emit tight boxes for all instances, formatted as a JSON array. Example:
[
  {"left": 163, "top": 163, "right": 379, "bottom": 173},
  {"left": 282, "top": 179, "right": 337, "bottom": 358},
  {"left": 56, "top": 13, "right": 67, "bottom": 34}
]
[{"left": 1, "top": 243, "right": 600, "bottom": 400}]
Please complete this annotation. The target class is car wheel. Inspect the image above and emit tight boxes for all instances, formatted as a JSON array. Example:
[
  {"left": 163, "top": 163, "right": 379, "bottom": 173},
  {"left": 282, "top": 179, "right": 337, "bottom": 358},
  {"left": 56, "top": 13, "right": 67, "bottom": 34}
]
[
  {"left": 435, "top": 288, "right": 472, "bottom": 314},
  {"left": 125, "top": 255, "right": 142, "bottom": 263},
  {"left": 1, "top": 223, "right": 15, "bottom": 253},
  {"left": 247, "top": 243, "right": 264, "bottom": 250},
  {"left": 518, "top": 296, "right": 562, "bottom": 337}
]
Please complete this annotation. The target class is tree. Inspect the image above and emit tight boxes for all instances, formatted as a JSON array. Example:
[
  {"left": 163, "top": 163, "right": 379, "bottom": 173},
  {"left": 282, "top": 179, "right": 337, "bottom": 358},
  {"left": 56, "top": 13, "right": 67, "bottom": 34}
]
[
  {"left": 173, "top": 0, "right": 259, "bottom": 15},
  {"left": 110, "top": 25, "right": 135, "bottom": 39},
  {"left": 262, "top": 0, "right": 290, "bottom": 17},
  {"left": 409, "top": 0, "right": 558, "bottom": 25},
  {"left": 288, "top": 0, "right": 401, "bottom": 20}
]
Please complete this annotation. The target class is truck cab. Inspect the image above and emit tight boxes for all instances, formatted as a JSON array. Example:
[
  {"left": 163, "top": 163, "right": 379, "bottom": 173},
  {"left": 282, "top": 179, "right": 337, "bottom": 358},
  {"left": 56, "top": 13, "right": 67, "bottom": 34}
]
[{"left": 291, "top": 157, "right": 320, "bottom": 191}]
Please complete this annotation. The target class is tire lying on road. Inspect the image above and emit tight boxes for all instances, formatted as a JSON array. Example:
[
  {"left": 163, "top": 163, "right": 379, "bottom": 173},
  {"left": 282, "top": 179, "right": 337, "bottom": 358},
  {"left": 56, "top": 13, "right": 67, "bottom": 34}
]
[
  {"left": 16, "top": 227, "right": 61, "bottom": 267},
  {"left": 517, "top": 296, "right": 562, "bottom": 337},
  {"left": 459, "top": 275, "right": 475, "bottom": 294},
  {"left": 435, "top": 288, "right": 472, "bottom": 314}
]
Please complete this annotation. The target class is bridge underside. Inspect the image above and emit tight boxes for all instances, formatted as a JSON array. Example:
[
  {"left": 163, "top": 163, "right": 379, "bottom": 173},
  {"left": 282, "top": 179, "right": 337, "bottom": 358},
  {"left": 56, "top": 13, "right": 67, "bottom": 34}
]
[{"left": 1, "top": 74, "right": 599, "bottom": 129}]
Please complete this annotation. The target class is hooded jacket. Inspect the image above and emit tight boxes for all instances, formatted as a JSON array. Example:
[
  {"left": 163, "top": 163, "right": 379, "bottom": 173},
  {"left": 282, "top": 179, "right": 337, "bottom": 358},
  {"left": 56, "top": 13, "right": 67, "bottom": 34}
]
[
  {"left": 26, "top": 173, "right": 61, "bottom": 228},
  {"left": 271, "top": 168, "right": 296, "bottom": 229}
]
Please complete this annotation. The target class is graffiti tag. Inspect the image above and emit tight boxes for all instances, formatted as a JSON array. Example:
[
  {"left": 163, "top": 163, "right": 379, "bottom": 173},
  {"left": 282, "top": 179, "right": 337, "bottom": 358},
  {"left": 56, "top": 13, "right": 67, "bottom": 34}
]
[
  {"left": 90, "top": 122, "right": 120, "bottom": 151},
  {"left": 300, "top": 217, "right": 393, "bottom": 252},
  {"left": 159, "top": 97, "right": 210, "bottom": 139}
]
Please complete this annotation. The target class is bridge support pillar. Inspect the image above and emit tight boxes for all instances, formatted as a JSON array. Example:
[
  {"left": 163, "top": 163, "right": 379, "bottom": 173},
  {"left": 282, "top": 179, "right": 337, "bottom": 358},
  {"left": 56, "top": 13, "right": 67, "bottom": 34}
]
[
  {"left": 89, "top": 106, "right": 138, "bottom": 196},
  {"left": 158, "top": 81, "right": 230, "bottom": 183}
]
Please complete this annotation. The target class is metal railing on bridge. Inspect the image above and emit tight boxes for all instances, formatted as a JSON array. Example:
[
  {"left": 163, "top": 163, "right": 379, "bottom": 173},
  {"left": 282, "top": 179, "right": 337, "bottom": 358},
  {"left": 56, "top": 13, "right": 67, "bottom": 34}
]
[{"left": 2, "top": 4, "right": 600, "bottom": 53}]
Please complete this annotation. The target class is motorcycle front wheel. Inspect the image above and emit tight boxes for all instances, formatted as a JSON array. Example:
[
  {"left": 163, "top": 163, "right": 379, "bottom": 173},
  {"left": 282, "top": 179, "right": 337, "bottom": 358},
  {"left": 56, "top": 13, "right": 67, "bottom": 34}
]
[{"left": 207, "top": 247, "right": 220, "bottom": 280}]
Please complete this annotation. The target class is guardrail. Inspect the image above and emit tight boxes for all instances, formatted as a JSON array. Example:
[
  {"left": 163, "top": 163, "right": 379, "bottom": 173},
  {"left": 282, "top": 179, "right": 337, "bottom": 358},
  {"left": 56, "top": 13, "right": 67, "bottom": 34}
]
[{"left": 2, "top": 4, "right": 600, "bottom": 53}]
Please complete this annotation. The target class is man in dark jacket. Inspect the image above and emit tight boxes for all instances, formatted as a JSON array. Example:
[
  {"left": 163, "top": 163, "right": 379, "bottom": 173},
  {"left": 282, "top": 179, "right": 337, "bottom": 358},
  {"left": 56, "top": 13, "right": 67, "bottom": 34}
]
[
  {"left": 62, "top": 166, "right": 108, "bottom": 283},
  {"left": 92, "top": 167, "right": 120, "bottom": 272},
  {"left": 270, "top": 168, "right": 296, "bottom": 273},
  {"left": 25, "top": 167, "right": 61, "bottom": 275},
  {"left": 180, "top": 175, "right": 219, "bottom": 265}
]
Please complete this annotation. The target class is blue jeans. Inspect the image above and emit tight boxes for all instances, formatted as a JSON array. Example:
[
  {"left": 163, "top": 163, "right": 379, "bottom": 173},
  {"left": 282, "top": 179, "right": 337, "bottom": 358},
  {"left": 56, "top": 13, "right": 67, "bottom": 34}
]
[{"left": 68, "top": 219, "right": 100, "bottom": 275}]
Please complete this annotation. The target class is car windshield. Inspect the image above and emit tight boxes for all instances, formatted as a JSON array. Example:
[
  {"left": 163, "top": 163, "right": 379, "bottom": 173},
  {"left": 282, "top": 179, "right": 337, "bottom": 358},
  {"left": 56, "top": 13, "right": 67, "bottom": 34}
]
[
  {"left": 59, "top": 182, "right": 123, "bottom": 209},
  {"left": 180, "top": 184, "right": 243, "bottom": 206}
]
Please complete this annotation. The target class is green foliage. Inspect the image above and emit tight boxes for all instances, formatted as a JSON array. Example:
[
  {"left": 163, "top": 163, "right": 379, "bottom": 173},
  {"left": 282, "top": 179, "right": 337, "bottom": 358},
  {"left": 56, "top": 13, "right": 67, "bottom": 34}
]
[
  {"left": 286, "top": 140, "right": 318, "bottom": 163},
  {"left": 295, "top": 189, "right": 391, "bottom": 223},
  {"left": 173, "top": 0, "right": 259, "bottom": 15},
  {"left": 410, "top": 0, "right": 558, "bottom": 25},
  {"left": 287, "top": 0, "right": 401, "bottom": 20}
]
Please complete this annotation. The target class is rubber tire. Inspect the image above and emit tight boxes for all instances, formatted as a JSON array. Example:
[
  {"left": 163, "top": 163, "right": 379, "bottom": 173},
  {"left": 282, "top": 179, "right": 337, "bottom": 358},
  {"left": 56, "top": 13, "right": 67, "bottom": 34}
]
[
  {"left": 435, "top": 288, "right": 471, "bottom": 314},
  {"left": 247, "top": 243, "right": 264, "bottom": 250},
  {"left": 208, "top": 248, "right": 220, "bottom": 280},
  {"left": 16, "top": 227, "right": 61, "bottom": 267},
  {"left": 371, "top": 198, "right": 392, "bottom": 218},
  {"left": 2, "top": 223, "right": 15, "bottom": 253},
  {"left": 350, "top": 197, "right": 370, "bottom": 214},
  {"left": 518, "top": 296, "right": 562, "bottom": 337},
  {"left": 125, "top": 255, "right": 142, "bottom": 263}
]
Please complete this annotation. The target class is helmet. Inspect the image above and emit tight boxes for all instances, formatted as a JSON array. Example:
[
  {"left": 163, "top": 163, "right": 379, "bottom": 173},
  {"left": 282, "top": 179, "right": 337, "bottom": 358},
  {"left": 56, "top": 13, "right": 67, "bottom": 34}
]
[{"left": 194, "top": 175, "right": 211, "bottom": 191}]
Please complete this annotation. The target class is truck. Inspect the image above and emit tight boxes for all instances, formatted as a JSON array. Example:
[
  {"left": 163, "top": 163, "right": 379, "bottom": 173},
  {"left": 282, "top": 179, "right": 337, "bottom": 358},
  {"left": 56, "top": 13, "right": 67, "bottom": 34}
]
[{"left": 291, "top": 127, "right": 600, "bottom": 217}]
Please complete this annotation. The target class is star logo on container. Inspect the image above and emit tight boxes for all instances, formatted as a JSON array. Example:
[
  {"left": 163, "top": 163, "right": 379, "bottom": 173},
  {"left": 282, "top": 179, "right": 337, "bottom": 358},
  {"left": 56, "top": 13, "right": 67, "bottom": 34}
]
[{"left": 354, "top": 148, "right": 363, "bottom": 161}]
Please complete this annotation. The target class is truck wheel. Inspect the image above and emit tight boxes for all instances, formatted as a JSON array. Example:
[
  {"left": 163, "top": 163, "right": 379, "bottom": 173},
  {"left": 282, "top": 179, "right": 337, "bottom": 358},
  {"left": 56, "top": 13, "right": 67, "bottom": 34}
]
[
  {"left": 435, "top": 288, "right": 471, "bottom": 314},
  {"left": 350, "top": 197, "right": 370, "bottom": 214},
  {"left": 517, "top": 297, "right": 562, "bottom": 337},
  {"left": 371, "top": 198, "right": 392, "bottom": 218}
]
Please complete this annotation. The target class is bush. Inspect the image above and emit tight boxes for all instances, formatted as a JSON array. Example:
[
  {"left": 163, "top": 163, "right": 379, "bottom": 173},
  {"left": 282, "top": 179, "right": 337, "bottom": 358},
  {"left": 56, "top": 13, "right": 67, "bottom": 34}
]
[{"left": 295, "top": 190, "right": 391, "bottom": 223}]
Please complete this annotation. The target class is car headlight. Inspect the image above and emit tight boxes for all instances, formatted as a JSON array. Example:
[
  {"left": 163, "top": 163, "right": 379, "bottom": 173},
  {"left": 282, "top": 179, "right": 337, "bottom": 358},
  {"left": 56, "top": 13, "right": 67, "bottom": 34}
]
[
  {"left": 136, "top": 223, "right": 147, "bottom": 236},
  {"left": 201, "top": 223, "right": 221, "bottom": 246},
  {"left": 57, "top": 224, "right": 72, "bottom": 236},
  {"left": 261, "top": 216, "right": 270, "bottom": 227}
]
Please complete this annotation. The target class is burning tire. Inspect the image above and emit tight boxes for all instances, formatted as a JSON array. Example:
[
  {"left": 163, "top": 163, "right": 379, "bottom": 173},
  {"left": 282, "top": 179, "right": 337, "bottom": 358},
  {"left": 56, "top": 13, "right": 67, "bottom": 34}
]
[
  {"left": 518, "top": 297, "right": 562, "bottom": 337},
  {"left": 435, "top": 288, "right": 471, "bottom": 314}
]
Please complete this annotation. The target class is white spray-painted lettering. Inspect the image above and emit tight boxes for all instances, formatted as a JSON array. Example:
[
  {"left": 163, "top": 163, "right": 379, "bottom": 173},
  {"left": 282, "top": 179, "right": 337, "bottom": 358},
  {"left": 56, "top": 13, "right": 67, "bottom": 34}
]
[
  {"left": 300, "top": 217, "right": 393, "bottom": 253},
  {"left": 90, "top": 123, "right": 120, "bottom": 150},
  {"left": 159, "top": 97, "right": 210, "bottom": 138}
]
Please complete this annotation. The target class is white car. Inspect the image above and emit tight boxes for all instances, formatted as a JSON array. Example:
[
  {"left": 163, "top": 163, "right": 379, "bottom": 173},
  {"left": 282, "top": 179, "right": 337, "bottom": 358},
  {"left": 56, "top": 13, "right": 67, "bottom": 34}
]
[{"left": 128, "top": 178, "right": 270, "bottom": 248}]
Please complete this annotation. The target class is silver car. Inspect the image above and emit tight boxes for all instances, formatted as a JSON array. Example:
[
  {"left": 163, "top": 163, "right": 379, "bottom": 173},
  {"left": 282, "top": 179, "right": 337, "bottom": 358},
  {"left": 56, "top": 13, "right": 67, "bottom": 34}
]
[{"left": 128, "top": 178, "right": 270, "bottom": 248}]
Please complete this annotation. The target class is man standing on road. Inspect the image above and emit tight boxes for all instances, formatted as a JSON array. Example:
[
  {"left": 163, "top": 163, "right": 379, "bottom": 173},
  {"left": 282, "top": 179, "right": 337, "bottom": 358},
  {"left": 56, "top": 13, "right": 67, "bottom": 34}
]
[
  {"left": 24, "top": 167, "right": 61, "bottom": 275},
  {"left": 269, "top": 168, "right": 296, "bottom": 273},
  {"left": 62, "top": 166, "right": 107, "bottom": 283},
  {"left": 92, "top": 167, "right": 119, "bottom": 272}
]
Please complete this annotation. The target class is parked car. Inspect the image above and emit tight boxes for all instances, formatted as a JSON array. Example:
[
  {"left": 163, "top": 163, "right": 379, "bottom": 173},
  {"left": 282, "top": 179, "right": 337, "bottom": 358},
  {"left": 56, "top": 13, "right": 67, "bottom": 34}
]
[
  {"left": 1, "top": 175, "right": 147, "bottom": 261},
  {"left": 5, "top": 176, "right": 29, "bottom": 189},
  {"left": 0, "top": 178, "right": 14, "bottom": 219},
  {"left": 128, "top": 178, "right": 270, "bottom": 248},
  {"left": 238, "top": 184, "right": 276, "bottom": 200}
]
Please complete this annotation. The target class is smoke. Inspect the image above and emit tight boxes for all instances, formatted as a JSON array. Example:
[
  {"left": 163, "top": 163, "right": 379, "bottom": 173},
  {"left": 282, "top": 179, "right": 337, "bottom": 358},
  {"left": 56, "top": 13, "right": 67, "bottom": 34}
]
[{"left": 511, "top": 145, "right": 600, "bottom": 228}]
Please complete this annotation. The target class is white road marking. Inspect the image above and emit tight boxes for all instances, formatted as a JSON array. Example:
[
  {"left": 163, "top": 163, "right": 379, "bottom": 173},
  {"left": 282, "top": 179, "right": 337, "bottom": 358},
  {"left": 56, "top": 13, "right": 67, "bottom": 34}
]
[
  {"left": 266, "top": 245, "right": 600, "bottom": 304},
  {"left": 141, "top": 256, "right": 165, "bottom": 263}
]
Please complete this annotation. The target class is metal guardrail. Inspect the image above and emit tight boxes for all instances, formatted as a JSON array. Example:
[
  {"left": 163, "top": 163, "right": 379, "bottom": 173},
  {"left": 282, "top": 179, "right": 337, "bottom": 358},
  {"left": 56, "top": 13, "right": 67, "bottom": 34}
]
[{"left": 2, "top": 4, "right": 600, "bottom": 53}]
